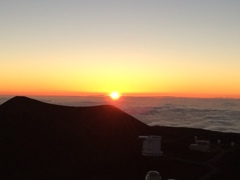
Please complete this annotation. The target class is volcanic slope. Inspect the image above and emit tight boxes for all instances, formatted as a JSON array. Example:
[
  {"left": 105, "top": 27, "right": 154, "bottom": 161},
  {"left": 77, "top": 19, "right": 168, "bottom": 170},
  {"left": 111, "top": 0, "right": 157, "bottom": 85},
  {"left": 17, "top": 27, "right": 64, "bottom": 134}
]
[
  {"left": 1, "top": 97, "right": 240, "bottom": 179},
  {"left": 0, "top": 96, "right": 150, "bottom": 179}
]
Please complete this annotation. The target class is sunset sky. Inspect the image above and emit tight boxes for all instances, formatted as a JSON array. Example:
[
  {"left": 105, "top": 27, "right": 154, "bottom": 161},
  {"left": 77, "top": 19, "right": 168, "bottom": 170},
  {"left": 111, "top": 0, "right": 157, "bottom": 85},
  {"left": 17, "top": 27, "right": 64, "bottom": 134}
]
[{"left": 1, "top": 0, "right": 240, "bottom": 97}]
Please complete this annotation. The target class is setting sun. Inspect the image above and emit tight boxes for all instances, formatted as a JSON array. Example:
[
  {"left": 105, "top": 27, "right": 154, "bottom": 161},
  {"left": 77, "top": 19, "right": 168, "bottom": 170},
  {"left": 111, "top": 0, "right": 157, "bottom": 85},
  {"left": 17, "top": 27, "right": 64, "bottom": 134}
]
[{"left": 109, "top": 91, "right": 121, "bottom": 100}]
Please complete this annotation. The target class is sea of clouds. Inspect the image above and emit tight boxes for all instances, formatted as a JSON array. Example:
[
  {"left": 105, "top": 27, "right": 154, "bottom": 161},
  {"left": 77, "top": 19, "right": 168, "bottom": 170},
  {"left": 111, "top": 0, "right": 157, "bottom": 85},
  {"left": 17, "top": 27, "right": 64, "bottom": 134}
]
[{"left": 1, "top": 96, "right": 240, "bottom": 133}]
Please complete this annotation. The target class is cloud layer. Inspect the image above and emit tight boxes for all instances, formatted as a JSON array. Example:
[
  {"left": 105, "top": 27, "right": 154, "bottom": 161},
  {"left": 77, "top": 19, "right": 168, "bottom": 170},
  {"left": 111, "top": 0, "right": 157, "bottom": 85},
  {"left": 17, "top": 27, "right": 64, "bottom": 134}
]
[{"left": 1, "top": 96, "right": 240, "bottom": 133}]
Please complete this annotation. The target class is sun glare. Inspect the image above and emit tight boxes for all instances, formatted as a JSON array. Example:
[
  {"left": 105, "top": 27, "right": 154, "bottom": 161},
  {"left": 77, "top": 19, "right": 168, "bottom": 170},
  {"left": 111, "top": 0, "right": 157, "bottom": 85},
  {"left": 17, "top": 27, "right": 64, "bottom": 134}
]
[{"left": 110, "top": 91, "right": 120, "bottom": 100}]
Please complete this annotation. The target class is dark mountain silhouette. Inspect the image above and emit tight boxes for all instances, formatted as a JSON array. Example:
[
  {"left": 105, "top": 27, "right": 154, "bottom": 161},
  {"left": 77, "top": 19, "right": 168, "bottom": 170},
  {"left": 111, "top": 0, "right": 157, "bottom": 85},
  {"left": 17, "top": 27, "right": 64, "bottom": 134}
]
[
  {"left": 0, "top": 96, "right": 240, "bottom": 179},
  {"left": 0, "top": 96, "right": 151, "bottom": 179}
]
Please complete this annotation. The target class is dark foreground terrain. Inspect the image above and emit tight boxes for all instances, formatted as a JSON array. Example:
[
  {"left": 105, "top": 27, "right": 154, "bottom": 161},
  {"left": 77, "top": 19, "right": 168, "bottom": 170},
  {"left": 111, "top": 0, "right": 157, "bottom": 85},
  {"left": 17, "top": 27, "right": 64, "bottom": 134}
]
[{"left": 0, "top": 96, "right": 240, "bottom": 179}]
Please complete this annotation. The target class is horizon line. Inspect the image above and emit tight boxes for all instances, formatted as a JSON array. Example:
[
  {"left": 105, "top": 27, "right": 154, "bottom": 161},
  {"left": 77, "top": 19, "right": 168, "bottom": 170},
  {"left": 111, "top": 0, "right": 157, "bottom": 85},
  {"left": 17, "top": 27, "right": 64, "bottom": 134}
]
[{"left": 0, "top": 92, "right": 240, "bottom": 99}]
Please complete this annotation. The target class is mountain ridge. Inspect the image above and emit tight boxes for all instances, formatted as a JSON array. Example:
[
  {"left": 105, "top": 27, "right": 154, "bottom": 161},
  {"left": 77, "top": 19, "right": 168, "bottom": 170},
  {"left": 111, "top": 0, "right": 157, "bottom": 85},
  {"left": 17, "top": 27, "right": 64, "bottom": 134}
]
[
  {"left": 1, "top": 96, "right": 240, "bottom": 179},
  {"left": 0, "top": 96, "right": 151, "bottom": 179}
]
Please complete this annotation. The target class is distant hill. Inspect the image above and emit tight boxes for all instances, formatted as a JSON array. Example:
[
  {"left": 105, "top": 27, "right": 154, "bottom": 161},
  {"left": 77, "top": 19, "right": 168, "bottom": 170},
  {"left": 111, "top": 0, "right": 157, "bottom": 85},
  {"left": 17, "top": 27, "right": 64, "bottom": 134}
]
[
  {"left": 0, "top": 96, "right": 150, "bottom": 179},
  {"left": 0, "top": 96, "right": 240, "bottom": 179}
]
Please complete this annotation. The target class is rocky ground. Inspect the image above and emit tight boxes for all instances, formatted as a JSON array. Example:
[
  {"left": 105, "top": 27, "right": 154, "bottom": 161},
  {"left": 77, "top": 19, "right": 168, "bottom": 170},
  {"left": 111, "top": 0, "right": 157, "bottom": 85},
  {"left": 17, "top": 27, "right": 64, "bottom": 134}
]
[{"left": 0, "top": 96, "right": 239, "bottom": 179}]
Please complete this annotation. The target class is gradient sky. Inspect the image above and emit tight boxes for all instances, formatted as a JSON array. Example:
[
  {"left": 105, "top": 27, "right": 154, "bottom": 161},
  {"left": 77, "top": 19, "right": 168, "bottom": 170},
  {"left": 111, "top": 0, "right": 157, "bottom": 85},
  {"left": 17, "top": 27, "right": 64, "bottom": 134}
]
[{"left": 1, "top": 0, "right": 240, "bottom": 97}]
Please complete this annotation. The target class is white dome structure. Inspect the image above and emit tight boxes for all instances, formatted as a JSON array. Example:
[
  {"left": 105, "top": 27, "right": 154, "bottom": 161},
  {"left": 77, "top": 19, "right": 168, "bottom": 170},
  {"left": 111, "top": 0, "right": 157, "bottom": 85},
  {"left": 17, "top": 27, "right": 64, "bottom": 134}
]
[{"left": 145, "top": 170, "right": 161, "bottom": 180}]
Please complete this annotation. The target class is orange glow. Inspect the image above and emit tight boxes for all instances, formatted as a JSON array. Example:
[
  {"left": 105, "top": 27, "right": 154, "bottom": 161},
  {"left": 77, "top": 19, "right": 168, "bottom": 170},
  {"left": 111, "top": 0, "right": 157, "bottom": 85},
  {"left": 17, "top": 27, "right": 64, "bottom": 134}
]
[
  {"left": 109, "top": 92, "right": 121, "bottom": 100},
  {"left": 1, "top": 1, "right": 240, "bottom": 99}
]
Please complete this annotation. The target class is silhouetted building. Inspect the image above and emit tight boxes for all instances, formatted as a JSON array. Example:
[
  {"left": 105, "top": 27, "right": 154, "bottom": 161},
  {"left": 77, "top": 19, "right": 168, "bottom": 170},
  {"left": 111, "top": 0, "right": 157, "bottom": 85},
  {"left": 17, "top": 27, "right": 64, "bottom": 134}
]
[
  {"left": 139, "top": 136, "right": 163, "bottom": 156},
  {"left": 189, "top": 136, "right": 210, "bottom": 152}
]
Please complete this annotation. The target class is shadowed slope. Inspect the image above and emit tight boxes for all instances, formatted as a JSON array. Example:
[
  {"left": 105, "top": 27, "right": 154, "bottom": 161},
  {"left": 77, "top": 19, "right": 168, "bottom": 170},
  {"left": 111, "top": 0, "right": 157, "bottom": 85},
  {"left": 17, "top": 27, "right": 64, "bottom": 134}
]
[
  {"left": 0, "top": 96, "right": 150, "bottom": 179},
  {"left": 1, "top": 97, "right": 240, "bottom": 179},
  {"left": 0, "top": 96, "right": 149, "bottom": 138}
]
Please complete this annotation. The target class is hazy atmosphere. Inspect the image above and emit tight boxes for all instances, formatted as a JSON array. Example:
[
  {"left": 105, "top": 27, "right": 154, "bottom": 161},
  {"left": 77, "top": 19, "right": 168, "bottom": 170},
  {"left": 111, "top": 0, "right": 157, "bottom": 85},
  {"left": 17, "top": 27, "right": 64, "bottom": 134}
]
[
  {"left": 1, "top": 96, "right": 240, "bottom": 133},
  {"left": 1, "top": 0, "right": 240, "bottom": 97}
]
